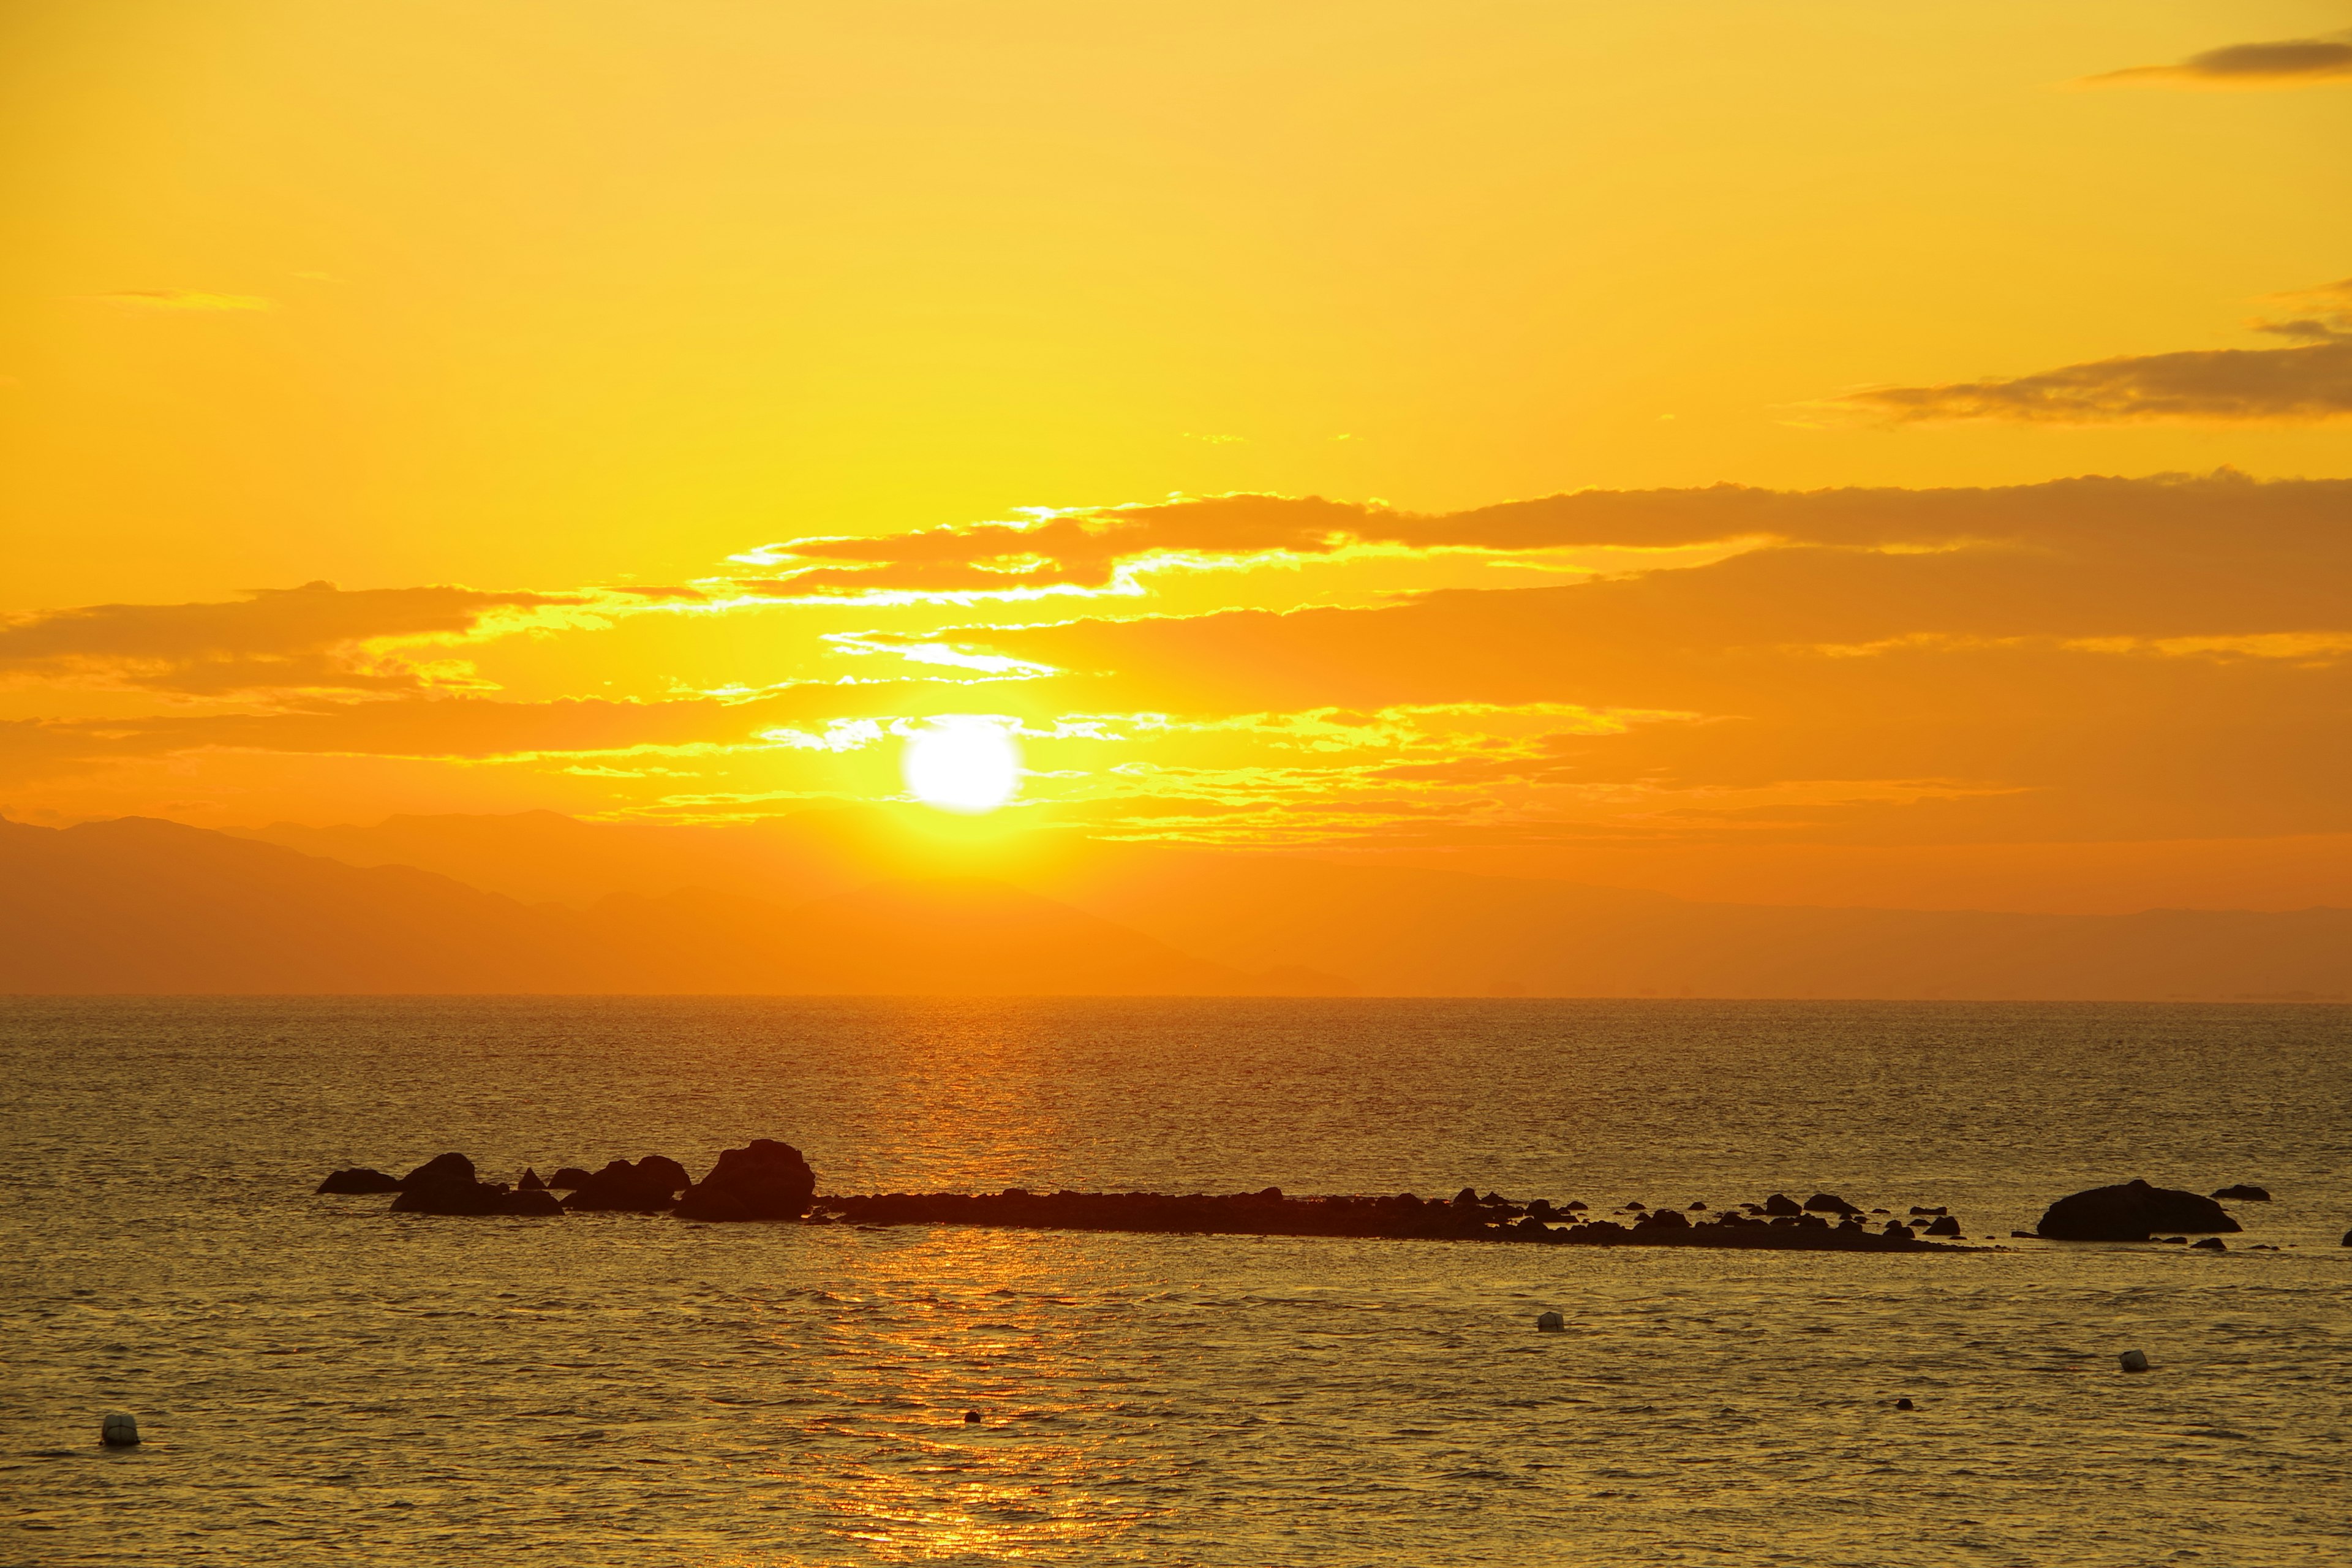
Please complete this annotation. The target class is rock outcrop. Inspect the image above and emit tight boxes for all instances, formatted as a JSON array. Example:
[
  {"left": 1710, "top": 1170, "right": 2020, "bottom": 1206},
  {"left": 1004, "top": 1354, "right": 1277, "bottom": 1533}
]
[
  {"left": 2035, "top": 1179, "right": 2242, "bottom": 1241},
  {"left": 1803, "top": 1192, "right": 1860, "bottom": 1215},
  {"left": 560, "top": 1158, "right": 685, "bottom": 1212},
  {"left": 2209, "top": 1184, "right": 2271, "bottom": 1202},
  {"left": 388, "top": 1153, "right": 561, "bottom": 1216},
  {"left": 316, "top": 1167, "right": 402, "bottom": 1194},
  {"left": 825, "top": 1188, "right": 1969, "bottom": 1251},
  {"left": 636, "top": 1155, "right": 692, "bottom": 1194},
  {"left": 398, "top": 1152, "right": 477, "bottom": 1189},
  {"left": 675, "top": 1139, "right": 817, "bottom": 1221}
]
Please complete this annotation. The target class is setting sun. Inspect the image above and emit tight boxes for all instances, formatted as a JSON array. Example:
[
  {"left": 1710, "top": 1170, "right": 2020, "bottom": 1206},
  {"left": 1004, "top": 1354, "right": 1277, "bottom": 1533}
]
[{"left": 901, "top": 719, "right": 1022, "bottom": 815}]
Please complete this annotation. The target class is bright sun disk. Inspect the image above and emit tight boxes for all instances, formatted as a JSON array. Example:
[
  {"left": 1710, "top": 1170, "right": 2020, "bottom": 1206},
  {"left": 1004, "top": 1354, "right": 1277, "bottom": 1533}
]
[{"left": 902, "top": 718, "right": 1022, "bottom": 813}]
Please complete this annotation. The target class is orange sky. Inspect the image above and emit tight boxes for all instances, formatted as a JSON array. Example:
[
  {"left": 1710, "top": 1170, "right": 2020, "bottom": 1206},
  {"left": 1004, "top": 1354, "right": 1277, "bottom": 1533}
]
[{"left": 2, "top": 1, "right": 2349, "bottom": 914}]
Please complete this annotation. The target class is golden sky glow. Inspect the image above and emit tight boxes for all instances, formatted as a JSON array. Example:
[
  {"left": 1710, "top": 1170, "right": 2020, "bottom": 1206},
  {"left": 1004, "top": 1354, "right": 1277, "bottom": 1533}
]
[{"left": 2, "top": 2, "right": 2349, "bottom": 914}]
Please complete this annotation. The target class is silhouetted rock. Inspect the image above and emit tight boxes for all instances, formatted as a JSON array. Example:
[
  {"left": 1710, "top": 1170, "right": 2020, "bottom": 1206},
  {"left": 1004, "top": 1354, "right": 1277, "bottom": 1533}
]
[
  {"left": 824, "top": 1187, "right": 1964, "bottom": 1252},
  {"left": 1804, "top": 1192, "right": 1860, "bottom": 1215},
  {"left": 637, "top": 1155, "right": 692, "bottom": 1194},
  {"left": 548, "top": 1167, "right": 593, "bottom": 1189},
  {"left": 674, "top": 1139, "right": 816, "bottom": 1221},
  {"left": 1763, "top": 1193, "right": 1802, "bottom": 1216},
  {"left": 2190, "top": 1236, "right": 2227, "bottom": 1251},
  {"left": 2209, "top": 1184, "right": 2271, "bottom": 1202},
  {"left": 2340, "top": 1229, "right": 2351, "bottom": 1247},
  {"left": 499, "top": 1189, "right": 565, "bottom": 1216},
  {"left": 386, "top": 1151, "right": 516, "bottom": 1214},
  {"left": 2036, "top": 1179, "right": 2242, "bottom": 1242},
  {"left": 1924, "top": 1216, "right": 1961, "bottom": 1237},
  {"left": 516, "top": 1167, "right": 546, "bottom": 1191},
  {"left": 398, "top": 1152, "right": 476, "bottom": 1189},
  {"left": 316, "top": 1167, "right": 401, "bottom": 1194},
  {"left": 1909, "top": 1206, "right": 1947, "bottom": 1216},
  {"left": 562, "top": 1158, "right": 683, "bottom": 1212}
]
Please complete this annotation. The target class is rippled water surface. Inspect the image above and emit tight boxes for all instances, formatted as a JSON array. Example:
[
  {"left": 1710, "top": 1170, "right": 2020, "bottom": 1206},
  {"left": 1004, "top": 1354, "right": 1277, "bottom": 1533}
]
[{"left": 6, "top": 997, "right": 2350, "bottom": 1566}]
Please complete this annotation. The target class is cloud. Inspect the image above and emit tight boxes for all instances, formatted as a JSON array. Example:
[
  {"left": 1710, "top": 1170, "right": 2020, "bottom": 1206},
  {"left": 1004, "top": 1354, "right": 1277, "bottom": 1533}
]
[
  {"left": 2082, "top": 32, "right": 2352, "bottom": 88},
  {"left": 70, "top": 290, "right": 274, "bottom": 311},
  {"left": 0, "top": 581, "right": 603, "bottom": 695},
  {"left": 905, "top": 473, "right": 2352, "bottom": 846},
  {"left": 1831, "top": 340, "right": 2352, "bottom": 424},
  {"left": 721, "top": 472, "right": 2352, "bottom": 600},
  {"left": 2252, "top": 278, "right": 2352, "bottom": 344},
  {"left": 0, "top": 679, "right": 997, "bottom": 789},
  {"left": 12, "top": 477, "right": 2349, "bottom": 858}
]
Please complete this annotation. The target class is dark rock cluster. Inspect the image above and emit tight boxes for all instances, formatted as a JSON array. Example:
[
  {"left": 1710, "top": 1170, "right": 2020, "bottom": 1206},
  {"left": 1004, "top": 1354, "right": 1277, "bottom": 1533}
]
[
  {"left": 2034, "top": 1179, "right": 2242, "bottom": 1242},
  {"left": 316, "top": 1140, "right": 816, "bottom": 1222},
  {"left": 676, "top": 1139, "right": 817, "bottom": 1221},
  {"left": 824, "top": 1187, "right": 1971, "bottom": 1251},
  {"left": 383, "top": 1152, "right": 564, "bottom": 1216}
]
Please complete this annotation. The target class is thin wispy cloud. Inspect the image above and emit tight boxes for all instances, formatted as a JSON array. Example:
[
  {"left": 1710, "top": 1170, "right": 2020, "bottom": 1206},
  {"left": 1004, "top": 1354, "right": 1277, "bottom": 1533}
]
[
  {"left": 2081, "top": 30, "right": 2352, "bottom": 88},
  {"left": 1833, "top": 341, "right": 2352, "bottom": 424},
  {"left": 1825, "top": 277, "right": 2352, "bottom": 424},
  {"left": 70, "top": 289, "right": 274, "bottom": 312},
  {"left": 0, "top": 581, "right": 597, "bottom": 696}
]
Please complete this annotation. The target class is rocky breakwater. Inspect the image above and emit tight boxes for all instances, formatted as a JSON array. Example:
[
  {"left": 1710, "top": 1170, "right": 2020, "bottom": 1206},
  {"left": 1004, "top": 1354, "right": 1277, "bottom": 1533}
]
[
  {"left": 676, "top": 1139, "right": 816, "bottom": 1221},
  {"left": 2034, "top": 1178, "right": 2242, "bottom": 1242},
  {"left": 825, "top": 1185, "right": 1973, "bottom": 1251},
  {"left": 315, "top": 1140, "right": 818, "bottom": 1222},
  {"left": 377, "top": 1153, "right": 565, "bottom": 1216}
]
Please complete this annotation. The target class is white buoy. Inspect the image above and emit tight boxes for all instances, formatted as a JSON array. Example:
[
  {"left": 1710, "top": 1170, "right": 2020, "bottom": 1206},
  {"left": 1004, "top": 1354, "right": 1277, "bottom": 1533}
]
[
  {"left": 1536, "top": 1311, "right": 1565, "bottom": 1332},
  {"left": 2119, "top": 1349, "right": 2150, "bottom": 1373},
  {"left": 100, "top": 1413, "right": 140, "bottom": 1447}
]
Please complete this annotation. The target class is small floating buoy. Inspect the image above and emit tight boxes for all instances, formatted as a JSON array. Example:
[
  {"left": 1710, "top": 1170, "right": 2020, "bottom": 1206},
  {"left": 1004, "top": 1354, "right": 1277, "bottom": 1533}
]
[
  {"left": 1535, "top": 1311, "right": 1564, "bottom": 1332},
  {"left": 100, "top": 1413, "right": 140, "bottom": 1447},
  {"left": 963, "top": 1409, "right": 981, "bottom": 1424},
  {"left": 2119, "top": 1349, "right": 2150, "bottom": 1373},
  {"left": 1894, "top": 1398, "right": 1915, "bottom": 1411}
]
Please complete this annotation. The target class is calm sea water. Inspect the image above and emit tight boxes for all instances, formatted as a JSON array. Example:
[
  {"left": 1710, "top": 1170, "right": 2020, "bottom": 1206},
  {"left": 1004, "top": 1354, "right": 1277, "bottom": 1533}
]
[{"left": 4, "top": 998, "right": 2349, "bottom": 1566}]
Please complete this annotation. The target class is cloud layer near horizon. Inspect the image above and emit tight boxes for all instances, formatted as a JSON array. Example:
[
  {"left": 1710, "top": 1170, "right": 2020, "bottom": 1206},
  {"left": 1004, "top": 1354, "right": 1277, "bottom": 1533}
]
[{"left": 5, "top": 474, "right": 2348, "bottom": 878}]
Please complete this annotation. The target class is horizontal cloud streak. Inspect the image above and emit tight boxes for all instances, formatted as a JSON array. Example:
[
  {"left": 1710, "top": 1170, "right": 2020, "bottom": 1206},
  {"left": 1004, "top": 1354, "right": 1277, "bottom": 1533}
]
[
  {"left": 0, "top": 581, "right": 601, "bottom": 695},
  {"left": 1833, "top": 341, "right": 2352, "bottom": 424},
  {"left": 71, "top": 289, "right": 274, "bottom": 311},
  {"left": 724, "top": 473, "right": 2352, "bottom": 598},
  {"left": 2083, "top": 32, "right": 2352, "bottom": 88}
]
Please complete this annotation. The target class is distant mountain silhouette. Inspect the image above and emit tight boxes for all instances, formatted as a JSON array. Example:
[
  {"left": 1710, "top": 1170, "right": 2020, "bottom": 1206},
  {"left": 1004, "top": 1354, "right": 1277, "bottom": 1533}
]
[
  {"left": 20, "top": 811, "right": 2350, "bottom": 999},
  {"left": 0, "top": 818, "right": 1329, "bottom": 995}
]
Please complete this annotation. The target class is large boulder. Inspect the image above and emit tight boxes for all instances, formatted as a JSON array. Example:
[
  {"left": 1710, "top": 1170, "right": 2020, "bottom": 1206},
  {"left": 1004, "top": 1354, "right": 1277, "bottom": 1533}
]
[
  {"left": 398, "top": 1152, "right": 476, "bottom": 1189},
  {"left": 391, "top": 1155, "right": 510, "bottom": 1216},
  {"left": 2036, "top": 1179, "right": 2242, "bottom": 1241},
  {"left": 636, "top": 1155, "right": 692, "bottom": 1194},
  {"left": 562, "top": 1158, "right": 684, "bottom": 1212},
  {"left": 499, "top": 1189, "right": 565, "bottom": 1216},
  {"left": 675, "top": 1139, "right": 816, "bottom": 1222},
  {"left": 316, "top": 1167, "right": 402, "bottom": 1194},
  {"left": 1803, "top": 1192, "right": 1860, "bottom": 1215}
]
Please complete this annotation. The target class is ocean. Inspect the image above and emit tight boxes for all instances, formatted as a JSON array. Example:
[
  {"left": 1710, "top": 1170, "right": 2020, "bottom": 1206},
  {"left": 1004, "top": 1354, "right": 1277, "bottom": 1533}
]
[{"left": 5, "top": 997, "right": 2348, "bottom": 1566}]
